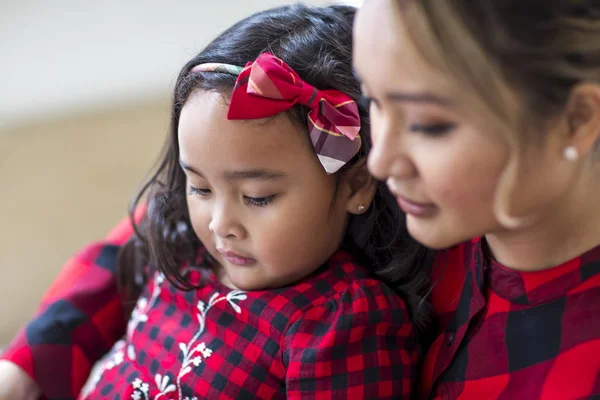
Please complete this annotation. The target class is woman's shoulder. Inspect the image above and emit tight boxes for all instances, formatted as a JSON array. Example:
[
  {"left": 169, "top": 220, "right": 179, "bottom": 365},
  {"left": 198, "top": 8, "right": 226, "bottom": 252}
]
[{"left": 429, "top": 239, "right": 481, "bottom": 317}]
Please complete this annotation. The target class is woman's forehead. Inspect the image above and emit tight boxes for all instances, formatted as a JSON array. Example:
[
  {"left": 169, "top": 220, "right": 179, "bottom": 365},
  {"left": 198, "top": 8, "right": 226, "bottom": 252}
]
[
  {"left": 354, "top": 1, "right": 436, "bottom": 92},
  {"left": 353, "top": 0, "right": 404, "bottom": 74}
]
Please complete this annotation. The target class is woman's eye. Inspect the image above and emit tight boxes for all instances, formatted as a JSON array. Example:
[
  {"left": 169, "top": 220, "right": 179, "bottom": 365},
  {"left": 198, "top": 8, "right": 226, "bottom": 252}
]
[
  {"left": 189, "top": 186, "right": 211, "bottom": 196},
  {"left": 409, "top": 122, "right": 456, "bottom": 136},
  {"left": 244, "top": 195, "right": 276, "bottom": 207},
  {"left": 359, "top": 95, "right": 382, "bottom": 111},
  {"left": 358, "top": 95, "right": 373, "bottom": 109}
]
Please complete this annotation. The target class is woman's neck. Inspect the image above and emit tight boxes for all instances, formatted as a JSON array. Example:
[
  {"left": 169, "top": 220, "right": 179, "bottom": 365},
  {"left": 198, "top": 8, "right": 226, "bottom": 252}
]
[{"left": 485, "top": 179, "right": 600, "bottom": 271}]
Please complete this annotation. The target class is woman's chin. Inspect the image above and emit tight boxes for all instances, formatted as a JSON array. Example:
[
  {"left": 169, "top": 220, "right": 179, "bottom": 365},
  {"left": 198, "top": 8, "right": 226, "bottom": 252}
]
[{"left": 406, "top": 216, "right": 469, "bottom": 250}]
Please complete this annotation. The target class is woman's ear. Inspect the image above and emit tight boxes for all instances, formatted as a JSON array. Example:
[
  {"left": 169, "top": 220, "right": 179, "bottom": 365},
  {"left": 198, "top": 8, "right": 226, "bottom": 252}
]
[
  {"left": 342, "top": 157, "right": 377, "bottom": 215},
  {"left": 563, "top": 83, "right": 600, "bottom": 158}
]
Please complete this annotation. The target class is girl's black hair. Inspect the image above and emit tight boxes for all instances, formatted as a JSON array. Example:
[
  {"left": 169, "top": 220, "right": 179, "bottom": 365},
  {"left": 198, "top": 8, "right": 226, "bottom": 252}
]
[{"left": 117, "top": 4, "right": 437, "bottom": 334}]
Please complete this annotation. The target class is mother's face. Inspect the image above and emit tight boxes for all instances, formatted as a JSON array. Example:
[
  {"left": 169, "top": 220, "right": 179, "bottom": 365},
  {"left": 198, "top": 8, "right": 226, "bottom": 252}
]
[{"left": 352, "top": 0, "right": 510, "bottom": 249}]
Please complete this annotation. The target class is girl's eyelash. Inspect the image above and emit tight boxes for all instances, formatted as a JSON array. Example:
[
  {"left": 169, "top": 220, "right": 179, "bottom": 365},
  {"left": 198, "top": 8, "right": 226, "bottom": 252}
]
[
  {"left": 189, "top": 186, "right": 211, "bottom": 196},
  {"left": 409, "top": 122, "right": 456, "bottom": 136},
  {"left": 189, "top": 185, "right": 276, "bottom": 207},
  {"left": 244, "top": 195, "right": 276, "bottom": 207}
]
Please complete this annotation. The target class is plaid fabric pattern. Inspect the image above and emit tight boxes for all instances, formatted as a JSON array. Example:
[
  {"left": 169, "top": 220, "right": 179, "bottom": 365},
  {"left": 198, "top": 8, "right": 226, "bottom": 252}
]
[
  {"left": 0, "top": 215, "right": 138, "bottom": 400},
  {"left": 190, "top": 63, "right": 244, "bottom": 75},
  {"left": 420, "top": 239, "right": 600, "bottom": 399},
  {"left": 82, "top": 251, "right": 417, "bottom": 399},
  {"left": 226, "top": 52, "right": 362, "bottom": 174}
]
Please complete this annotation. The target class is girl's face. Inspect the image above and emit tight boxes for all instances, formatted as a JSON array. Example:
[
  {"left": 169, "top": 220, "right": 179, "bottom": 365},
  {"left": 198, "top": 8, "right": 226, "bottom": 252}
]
[
  {"left": 353, "top": 0, "right": 571, "bottom": 250},
  {"left": 178, "top": 90, "right": 353, "bottom": 290}
]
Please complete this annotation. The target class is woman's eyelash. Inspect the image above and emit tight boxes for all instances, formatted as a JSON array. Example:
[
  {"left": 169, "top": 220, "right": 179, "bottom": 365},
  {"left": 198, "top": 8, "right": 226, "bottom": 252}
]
[
  {"left": 244, "top": 195, "right": 276, "bottom": 207},
  {"left": 358, "top": 95, "right": 373, "bottom": 109},
  {"left": 409, "top": 122, "right": 456, "bottom": 136}
]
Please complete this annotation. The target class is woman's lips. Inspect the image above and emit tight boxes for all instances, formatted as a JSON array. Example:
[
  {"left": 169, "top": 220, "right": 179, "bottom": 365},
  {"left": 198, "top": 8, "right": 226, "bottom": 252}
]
[{"left": 395, "top": 195, "right": 437, "bottom": 218}]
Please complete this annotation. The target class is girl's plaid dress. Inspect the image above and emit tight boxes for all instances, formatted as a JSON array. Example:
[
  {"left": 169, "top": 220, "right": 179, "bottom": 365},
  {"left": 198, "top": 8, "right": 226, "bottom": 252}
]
[{"left": 2, "top": 218, "right": 417, "bottom": 400}]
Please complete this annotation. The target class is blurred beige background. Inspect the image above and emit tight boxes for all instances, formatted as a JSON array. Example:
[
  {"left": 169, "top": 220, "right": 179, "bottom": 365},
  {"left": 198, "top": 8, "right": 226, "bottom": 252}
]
[
  {"left": 0, "top": 101, "right": 168, "bottom": 344},
  {"left": 0, "top": 0, "right": 361, "bottom": 345}
]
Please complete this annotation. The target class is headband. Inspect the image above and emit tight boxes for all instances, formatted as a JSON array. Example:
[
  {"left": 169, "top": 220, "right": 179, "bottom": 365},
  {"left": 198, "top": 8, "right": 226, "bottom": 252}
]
[{"left": 189, "top": 53, "right": 361, "bottom": 174}]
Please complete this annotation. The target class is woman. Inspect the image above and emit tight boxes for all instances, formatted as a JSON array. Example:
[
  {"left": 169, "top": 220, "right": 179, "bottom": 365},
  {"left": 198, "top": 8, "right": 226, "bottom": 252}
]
[{"left": 353, "top": 0, "right": 600, "bottom": 398}]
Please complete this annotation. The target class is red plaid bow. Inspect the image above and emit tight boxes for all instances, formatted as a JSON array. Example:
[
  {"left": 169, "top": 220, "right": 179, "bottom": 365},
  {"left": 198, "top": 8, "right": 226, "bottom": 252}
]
[{"left": 227, "top": 53, "right": 362, "bottom": 174}]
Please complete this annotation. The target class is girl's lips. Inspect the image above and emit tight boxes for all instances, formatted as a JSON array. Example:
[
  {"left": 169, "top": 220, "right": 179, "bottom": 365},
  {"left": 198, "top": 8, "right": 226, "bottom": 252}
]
[
  {"left": 395, "top": 195, "right": 437, "bottom": 218},
  {"left": 217, "top": 249, "right": 257, "bottom": 266}
]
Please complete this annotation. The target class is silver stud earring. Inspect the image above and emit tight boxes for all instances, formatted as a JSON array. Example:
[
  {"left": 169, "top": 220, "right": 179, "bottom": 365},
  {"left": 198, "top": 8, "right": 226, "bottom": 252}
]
[
  {"left": 357, "top": 205, "right": 366, "bottom": 213},
  {"left": 563, "top": 146, "right": 579, "bottom": 161}
]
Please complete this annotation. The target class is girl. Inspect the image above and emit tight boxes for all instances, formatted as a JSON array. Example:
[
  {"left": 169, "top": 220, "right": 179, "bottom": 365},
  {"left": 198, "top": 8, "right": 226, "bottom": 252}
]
[
  {"left": 1, "top": 4, "right": 434, "bottom": 399},
  {"left": 354, "top": 0, "right": 600, "bottom": 399}
]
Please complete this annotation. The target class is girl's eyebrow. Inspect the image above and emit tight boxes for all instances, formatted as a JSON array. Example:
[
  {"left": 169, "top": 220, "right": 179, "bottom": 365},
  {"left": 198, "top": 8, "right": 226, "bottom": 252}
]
[
  {"left": 223, "top": 169, "right": 289, "bottom": 181},
  {"left": 179, "top": 159, "right": 204, "bottom": 176},
  {"left": 179, "top": 159, "right": 288, "bottom": 181}
]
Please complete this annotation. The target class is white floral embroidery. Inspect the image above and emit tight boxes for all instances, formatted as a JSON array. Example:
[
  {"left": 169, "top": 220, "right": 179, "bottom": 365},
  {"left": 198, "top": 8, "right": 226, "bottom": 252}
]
[
  {"left": 127, "top": 343, "right": 136, "bottom": 360},
  {"left": 130, "top": 373, "right": 178, "bottom": 400},
  {"left": 130, "top": 374, "right": 178, "bottom": 400},
  {"left": 82, "top": 272, "right": 166, "bottom": 396},
  {"left": 127, "top": 272, "right": 166, "bottom": 360},
  {"left": 131, "top": 289, "right": 247, "bottom": 400},
  {"left": 131, "top": 378, "right": 150, "bottom": 400},
  {"left": 156, "top": 373, "right": 177, "bottom": 393},
  {"left": 80, "top": 340, "right": 126, "bottom": 396}
]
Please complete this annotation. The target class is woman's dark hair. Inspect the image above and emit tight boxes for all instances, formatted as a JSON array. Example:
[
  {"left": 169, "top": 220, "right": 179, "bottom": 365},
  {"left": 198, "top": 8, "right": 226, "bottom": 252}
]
[
  {"left": 392, "top": 1, "right": 600, "bottom": 227},
  {"left": 117, "top": 4, "right": 436, "bottom": 333},
  {"left": 398, "top": 1, "right": 600, "bottom": 130}
]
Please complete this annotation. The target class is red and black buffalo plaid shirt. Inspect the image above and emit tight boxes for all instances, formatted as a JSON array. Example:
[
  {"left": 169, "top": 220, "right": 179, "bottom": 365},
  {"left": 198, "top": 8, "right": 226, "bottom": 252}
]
[
  {"left": 421, "top": 238, "right": 600, "bottom": 399},
  {"left": 1, "top": 217, "right": 417, "bottom": 399}
]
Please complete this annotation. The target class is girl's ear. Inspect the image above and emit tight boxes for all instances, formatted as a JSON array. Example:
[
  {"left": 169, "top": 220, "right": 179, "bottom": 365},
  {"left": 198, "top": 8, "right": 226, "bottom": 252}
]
[{"left": 342, "top": 157, "right": 377, "bottom": 215}]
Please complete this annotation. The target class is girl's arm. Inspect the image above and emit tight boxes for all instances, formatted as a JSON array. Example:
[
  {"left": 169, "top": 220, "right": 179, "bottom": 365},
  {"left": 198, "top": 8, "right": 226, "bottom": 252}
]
[
  {"left": 283, "top": 281, "right": 419, "bottom": 400},
  {"left": 0, "top": 360, "right": 40, "bottom": 400},
  {"left": 0, "top": 215, "right": 137, "bottom": 400}
]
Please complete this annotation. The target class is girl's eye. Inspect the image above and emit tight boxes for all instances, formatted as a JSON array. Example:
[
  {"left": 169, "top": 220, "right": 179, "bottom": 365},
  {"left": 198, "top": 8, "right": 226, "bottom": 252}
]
[
  {"left": 244, "top": 195, "right": 276, "bottom": 207},
  {"left": 409, "top": 122, "right": 456, "bottom": 136},
  {"left": 189, "top": 186, "right": 211, "bottom": 196}
]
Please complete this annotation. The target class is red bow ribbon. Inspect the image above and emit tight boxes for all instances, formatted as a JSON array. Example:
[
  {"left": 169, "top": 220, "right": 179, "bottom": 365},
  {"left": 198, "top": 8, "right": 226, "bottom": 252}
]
[{"left": 227, "top": 52, "right": 361, "bottom": 174}]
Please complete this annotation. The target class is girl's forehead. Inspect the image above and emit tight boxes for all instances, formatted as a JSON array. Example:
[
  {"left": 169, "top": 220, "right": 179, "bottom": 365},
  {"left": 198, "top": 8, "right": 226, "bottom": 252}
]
[{"left": 178, "top": 91, "right": 323, "bottom": 178}]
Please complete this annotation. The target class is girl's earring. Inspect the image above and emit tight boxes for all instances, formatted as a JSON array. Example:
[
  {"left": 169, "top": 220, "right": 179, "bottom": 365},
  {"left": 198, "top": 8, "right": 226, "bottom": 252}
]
[
  {"left": 563, "top": 146, "right": 579, "bottom": 161},
  {"left": 357, "top": 205, "right": 366, "bottom": 213}
]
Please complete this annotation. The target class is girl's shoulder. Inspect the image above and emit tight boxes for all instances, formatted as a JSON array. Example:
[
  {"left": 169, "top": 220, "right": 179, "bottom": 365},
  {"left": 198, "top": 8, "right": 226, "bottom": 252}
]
[
  {"left": 270, "top": 251, "right": 419, "bottom": 394},
  {"left": 243, "top": 251, "right": 413, "bottom": 334}
]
